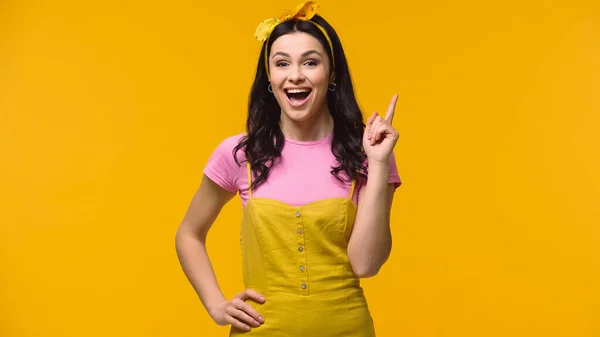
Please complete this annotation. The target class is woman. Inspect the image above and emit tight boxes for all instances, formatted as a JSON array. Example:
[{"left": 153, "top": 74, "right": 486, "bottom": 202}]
[{"left": 175, "top": 2, "right": 401, "bottom": 336}]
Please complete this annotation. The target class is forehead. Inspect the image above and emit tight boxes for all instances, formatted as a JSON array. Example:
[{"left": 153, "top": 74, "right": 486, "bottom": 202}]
[{"left": 270, "top": 32, "right": 326, "bottom": 56}]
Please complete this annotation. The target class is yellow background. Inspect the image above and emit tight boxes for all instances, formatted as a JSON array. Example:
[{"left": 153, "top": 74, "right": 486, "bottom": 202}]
[{"left": 1, "top": 0, "right": 599, "bottom": 336}]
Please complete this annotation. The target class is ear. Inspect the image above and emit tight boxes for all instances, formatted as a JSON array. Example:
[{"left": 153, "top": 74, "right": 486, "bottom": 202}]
[{"left": 330, "top": 72, "right": 336, "bottom": 83}]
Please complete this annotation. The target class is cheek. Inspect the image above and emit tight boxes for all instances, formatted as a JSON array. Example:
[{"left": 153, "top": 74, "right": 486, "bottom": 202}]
[
  {"left": 313, "top": 77, "right": 329, "bottom": 93},
  {"left": 269, "top": 73, "right": 285, "bottom": 87},
  {"left": 311, "top": 70, "right": 330, "bottom": 87}
]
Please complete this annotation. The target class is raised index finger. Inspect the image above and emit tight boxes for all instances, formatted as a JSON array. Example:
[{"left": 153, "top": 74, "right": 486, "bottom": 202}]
[{"left": 384, "top": 94, "right": 399, "bottom": 124}]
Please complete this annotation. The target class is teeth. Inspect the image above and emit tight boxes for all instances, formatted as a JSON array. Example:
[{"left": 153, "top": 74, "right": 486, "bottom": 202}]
[{"left": 286, "top": 88, "right": 311, "bottom": 94}]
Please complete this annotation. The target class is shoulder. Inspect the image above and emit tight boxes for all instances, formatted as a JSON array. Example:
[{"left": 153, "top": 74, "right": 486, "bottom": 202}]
[
  {"left": 203, "top": 132, "right": 247, "bottom": 193},
  {"left": 215, "top": 132, "right": 246, "bottom": 151},
  {"left": 210, "top": 132, "right": 247, "bottom": 159}
]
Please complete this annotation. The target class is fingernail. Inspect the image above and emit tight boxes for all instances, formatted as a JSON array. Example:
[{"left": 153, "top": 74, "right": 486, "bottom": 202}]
[
  {"left": 245, "top": 325, "right": 251, "bottom": 331},
  {"left": 258, "top": 316, "right": 264, "bottom": 323},
  {"left": 259, "top": 296, "right": 265, "bottom": 302},
  {"left": 253, "top": 320, "right": 260, "bottom": 326}
]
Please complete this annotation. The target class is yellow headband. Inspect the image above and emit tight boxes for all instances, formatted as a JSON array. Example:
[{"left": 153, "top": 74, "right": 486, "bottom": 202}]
[{"left": 254, "top": 1, "right": 335, "bottom": 78}]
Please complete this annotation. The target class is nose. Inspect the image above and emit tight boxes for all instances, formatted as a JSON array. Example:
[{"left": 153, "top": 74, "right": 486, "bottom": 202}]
[{"left": 288, "top": 65, "right": 305, "bottom": 83}]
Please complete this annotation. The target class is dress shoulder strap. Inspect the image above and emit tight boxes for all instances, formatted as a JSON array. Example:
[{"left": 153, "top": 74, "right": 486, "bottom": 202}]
[
  {"left": 246, "top": 161, "right": 253, "bottom": 199},
  {"left": 349, "top": 179, "right": 356, "bottom": 200}
]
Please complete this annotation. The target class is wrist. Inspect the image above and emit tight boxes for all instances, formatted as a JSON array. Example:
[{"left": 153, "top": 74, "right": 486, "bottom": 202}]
[
  {"left": 366, "top": 152, "right": 392, "bottom": 166},
  {"left": 366, "top": 160, "right": 389, "bottom": 187},
  {"left": 368, "top": 159, "right": 390, "bottom": 174},
  {"left": 206, "top": 295, "right": 227, "bottom": 314}
]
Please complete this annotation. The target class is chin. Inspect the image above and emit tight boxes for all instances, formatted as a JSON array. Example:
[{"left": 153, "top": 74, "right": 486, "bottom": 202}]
[{"left": 284, "top": 109, "right": 313, "bottom": 122}]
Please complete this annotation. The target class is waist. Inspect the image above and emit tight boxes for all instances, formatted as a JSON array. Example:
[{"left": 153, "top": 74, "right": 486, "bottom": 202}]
[
  {"left": 244, "top": 277, "right": 362, "bottom": 296},
  {"left": 243, "top": 259, "right": 361, "bottom": 295}
]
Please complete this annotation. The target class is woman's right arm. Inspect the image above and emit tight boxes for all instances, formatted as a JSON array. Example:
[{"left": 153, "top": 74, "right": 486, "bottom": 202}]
[{"left": 175, "top": 174, "right": 265, "bottom": 332}]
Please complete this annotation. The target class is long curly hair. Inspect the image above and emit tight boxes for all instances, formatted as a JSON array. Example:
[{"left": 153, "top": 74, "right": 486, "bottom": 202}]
[{"left": 233, "top": 14, "right": 367, "bottom": 189}]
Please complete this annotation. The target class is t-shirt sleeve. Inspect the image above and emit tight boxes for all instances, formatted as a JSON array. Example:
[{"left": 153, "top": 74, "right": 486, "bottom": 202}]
[
  {"left": 203, "top": 134, "right": 245, "bottom": 194},
  {"left": 388, "top": 151, "right": 402, "bottom": 189}
]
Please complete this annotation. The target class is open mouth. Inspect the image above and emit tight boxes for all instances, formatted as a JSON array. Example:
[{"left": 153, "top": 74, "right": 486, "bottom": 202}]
[{"left": 285, "top": 88, "right": 312, "bottom": 106}]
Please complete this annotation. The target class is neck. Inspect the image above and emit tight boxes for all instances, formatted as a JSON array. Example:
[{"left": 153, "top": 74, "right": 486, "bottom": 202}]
[{"left": 279, "top": 105, "right": 334, "bottom": 142}]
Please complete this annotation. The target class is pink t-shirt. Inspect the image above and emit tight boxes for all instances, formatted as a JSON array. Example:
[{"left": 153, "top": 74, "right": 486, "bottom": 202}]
[{"left": 204, "top": 133, "right": 401, "bottom": 207}]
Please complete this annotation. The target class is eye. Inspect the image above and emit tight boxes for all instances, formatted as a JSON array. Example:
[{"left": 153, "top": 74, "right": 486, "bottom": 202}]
[
  {"left": 276, "top": 61, "right": 289, "bottom": 67},
  {"left": 304, "top": 60, "right": 319, "bottom": 66}
]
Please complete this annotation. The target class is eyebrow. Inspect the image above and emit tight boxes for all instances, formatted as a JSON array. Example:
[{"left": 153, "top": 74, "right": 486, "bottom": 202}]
[{"left": 271, "top": 50, "right": 323, "bottom": 59}]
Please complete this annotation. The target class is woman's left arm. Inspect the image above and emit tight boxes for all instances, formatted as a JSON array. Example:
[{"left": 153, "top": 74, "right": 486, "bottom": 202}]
[{"left": 347, "top": 94, "right": 400, "bottom": 278}]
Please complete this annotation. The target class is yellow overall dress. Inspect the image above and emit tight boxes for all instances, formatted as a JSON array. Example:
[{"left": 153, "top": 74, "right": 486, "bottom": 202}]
[{"left": 229, "top": 164, "right": 376, "bottom": 336}]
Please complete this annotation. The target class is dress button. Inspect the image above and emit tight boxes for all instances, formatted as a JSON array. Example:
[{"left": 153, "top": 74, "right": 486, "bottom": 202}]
[
  {"left": 295, "top": 210, "right": 301, "bottom": 217},
  {"left": 298, "top": 246, "right": 303, "bottom": 252},
  {"left": 300, "top": 265, "right": 305, "bottom": 272},
  {"left": 297, "top": 228, "right": 303, "bottom": 234},
  {"left": 301, "top": 283, "right": 307, "bottom": 289}
]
